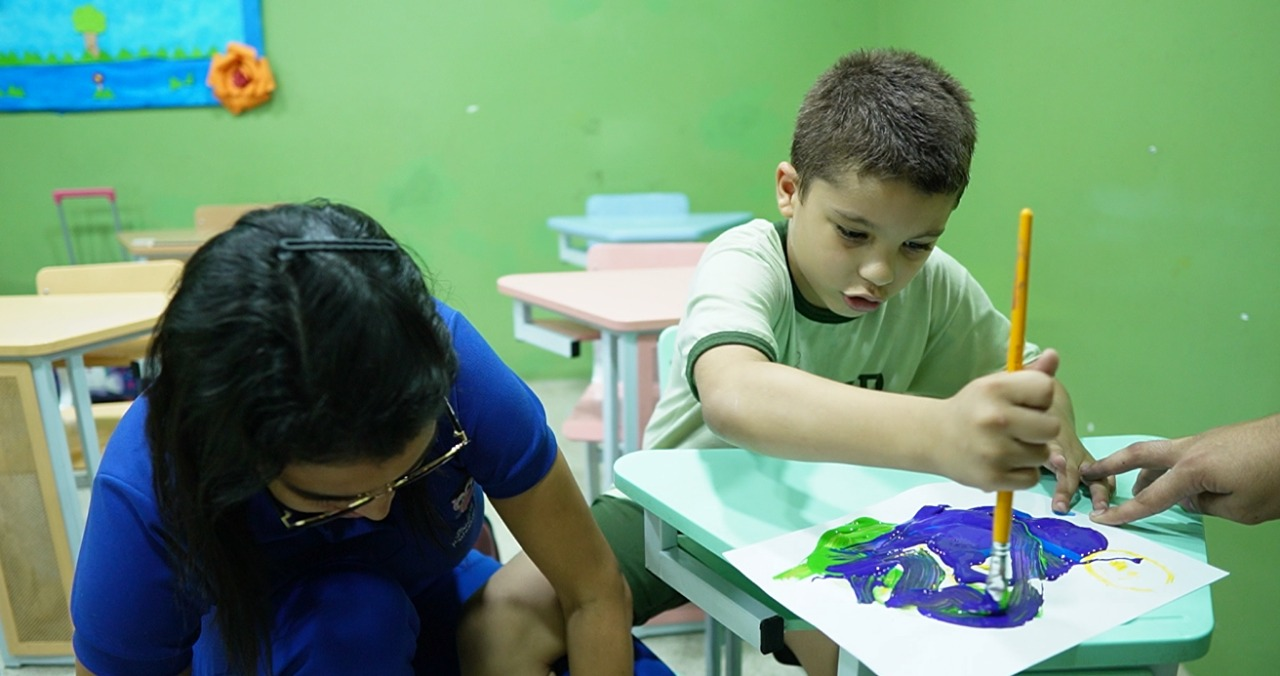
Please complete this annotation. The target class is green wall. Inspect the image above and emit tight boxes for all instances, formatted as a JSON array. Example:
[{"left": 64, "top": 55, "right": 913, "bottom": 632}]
[
  {"left": 2, "top": 1, "right": 1277, "bottom": 673},
  {"left": 879, "top": 2, "right": 1280, "bottom": 674},
  {"left": 0, "top": 0, "right": 870, "bottom": 381}
]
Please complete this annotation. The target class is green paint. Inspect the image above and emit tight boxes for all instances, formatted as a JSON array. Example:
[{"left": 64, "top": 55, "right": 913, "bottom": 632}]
[
  {"left": 775, "top": 516, "right": 893, "bottom": 580},
  {"left": 882, "top": 565, "right": 902, "bottom": 589}
]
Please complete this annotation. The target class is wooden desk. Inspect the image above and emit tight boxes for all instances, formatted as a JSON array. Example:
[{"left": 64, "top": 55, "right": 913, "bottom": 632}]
[
  {"left": 0, "top": 292, "right": 168, "bottom": 665},
  {"left": 117, "top": 228, "right": 209, "bottom": 260},
  {"left": 497, "top": 267, "right": 694, "bottom": 486},
  {"left": 615, "top": 437, "right": 1216, "bottom": 676}
]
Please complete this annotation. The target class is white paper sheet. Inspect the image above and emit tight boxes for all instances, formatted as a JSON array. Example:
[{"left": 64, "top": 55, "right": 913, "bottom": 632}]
[{"left": 723, "top": 482, "right": 1226, "bottom": 676}]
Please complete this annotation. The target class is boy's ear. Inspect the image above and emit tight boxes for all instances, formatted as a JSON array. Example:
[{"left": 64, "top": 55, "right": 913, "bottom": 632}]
[{"left": 776, "top": 162, "right": 800, "bottom": 218}]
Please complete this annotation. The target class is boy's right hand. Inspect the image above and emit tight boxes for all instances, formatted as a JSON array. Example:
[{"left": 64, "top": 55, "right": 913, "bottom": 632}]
[{"left": 935, "top": 359, "right": 1061, "bottom": 492}]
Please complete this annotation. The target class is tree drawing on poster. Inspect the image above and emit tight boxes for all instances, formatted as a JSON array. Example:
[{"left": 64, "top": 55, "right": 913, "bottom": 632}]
[
  {"left": 724, "top": 482, "right": 1227, "bottom": 676},
  {"left": 0, "top": 0, "right": 262, "bottom": 112}
]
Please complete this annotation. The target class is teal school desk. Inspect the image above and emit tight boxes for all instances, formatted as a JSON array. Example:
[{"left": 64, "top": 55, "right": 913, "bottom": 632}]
[{"left": 614, "top": 436, "right": 1215, "bottom": 676}]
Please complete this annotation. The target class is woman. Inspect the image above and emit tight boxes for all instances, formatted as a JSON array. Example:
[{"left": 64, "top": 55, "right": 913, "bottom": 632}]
[{"left": 70, "top": 201, "right": 633, "bottom": 675}]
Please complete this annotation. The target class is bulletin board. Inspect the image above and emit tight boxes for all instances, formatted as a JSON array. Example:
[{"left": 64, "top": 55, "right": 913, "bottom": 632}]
[{"left": 0, "top": 0, "right": 263, "bottom": 112}]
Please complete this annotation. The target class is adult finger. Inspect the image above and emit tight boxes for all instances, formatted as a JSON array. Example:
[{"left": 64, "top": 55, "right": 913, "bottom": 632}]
[
  {"left": 1080, "top": 439, "right": 1176, "bottom": 480},
  {"left": 1089, "top": 469, "right": 1194, "bottom": 525},
  {"left": 1131, "top": 467, "right": 1167, "bottom": 497}
]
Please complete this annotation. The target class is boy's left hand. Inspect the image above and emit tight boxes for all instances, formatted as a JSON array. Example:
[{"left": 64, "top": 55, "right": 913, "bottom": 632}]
[
  {"left": 1044, "top": 434, "right": 1114, "bottom": 515},
  {"left": 1024, "top": 350, "right": 1114, "bottom": 515}
]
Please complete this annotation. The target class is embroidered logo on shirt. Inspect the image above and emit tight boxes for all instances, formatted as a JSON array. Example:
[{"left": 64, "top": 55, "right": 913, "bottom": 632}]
[
  {"left": 452, "top": 478, "right": 475, "bottom": 514},
  {"left": 847, "top": 373, "right": 885, "bottom": 390}
]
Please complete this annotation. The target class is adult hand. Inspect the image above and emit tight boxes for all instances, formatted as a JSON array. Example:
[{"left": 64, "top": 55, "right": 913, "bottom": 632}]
[{"left": 1082, "top": 414, "right": 1280, "bottom": 525}]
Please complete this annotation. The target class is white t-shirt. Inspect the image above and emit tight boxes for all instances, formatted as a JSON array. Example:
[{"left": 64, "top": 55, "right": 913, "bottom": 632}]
[{"left": 643, "top": 218, "right": 1040, "bottom": 450}]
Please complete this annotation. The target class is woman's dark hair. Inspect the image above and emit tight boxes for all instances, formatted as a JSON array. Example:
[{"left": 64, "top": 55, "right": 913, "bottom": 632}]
[{"left": 145, "top": 200, "right": 457, "bottom": 673}]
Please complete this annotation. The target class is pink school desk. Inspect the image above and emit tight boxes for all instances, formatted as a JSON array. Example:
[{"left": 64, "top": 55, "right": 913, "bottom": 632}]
[{"left": 496, "top": 266, "right": 694, "bottom": 486}]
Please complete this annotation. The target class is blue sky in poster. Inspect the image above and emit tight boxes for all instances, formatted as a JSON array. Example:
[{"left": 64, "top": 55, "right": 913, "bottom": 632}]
[
  {"left": 0, "top": 0, "right": 262, "bottom": 112},
  {"left": 0, "top": 0, "right": 247, "bottom": 55}
]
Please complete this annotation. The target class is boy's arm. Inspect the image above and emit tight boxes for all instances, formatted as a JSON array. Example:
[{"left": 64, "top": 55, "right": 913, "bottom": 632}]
[{"left": 694, "top": 343, "right": 1063, "bottom": 492}]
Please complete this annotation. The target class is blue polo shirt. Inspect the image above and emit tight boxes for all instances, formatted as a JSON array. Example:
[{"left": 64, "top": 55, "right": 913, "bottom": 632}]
[{"left": 70, "top": 301, "right": 558, "bottom": 675}]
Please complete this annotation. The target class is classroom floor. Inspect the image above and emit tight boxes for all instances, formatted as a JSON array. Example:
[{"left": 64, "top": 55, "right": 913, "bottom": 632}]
[{"left": 1, "top": 379, "right": 1196, "bottom": 676}]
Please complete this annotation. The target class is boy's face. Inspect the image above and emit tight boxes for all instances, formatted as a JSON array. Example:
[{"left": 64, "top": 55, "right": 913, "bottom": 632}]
[{"left": 777, "top": 162, "right": 956, "bottom": 318}]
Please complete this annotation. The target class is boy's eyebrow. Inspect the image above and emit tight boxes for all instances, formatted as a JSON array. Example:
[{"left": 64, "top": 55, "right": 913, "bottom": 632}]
[{"left": 830, "top": 209, "right": 946, "bottom": 238}]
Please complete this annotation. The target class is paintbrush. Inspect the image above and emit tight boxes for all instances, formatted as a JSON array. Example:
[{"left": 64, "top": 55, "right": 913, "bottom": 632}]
[{"left": 986, "top": 208, "right": 1034, "bottom": 610}]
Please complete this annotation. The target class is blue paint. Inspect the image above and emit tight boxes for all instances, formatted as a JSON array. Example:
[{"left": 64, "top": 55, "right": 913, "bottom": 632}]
[{"left": 777, "top": 504, "right": 1124, "bottom": 628}]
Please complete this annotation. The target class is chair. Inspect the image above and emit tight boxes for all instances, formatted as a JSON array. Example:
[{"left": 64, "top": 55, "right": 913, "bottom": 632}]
[
  {"left": 561, "top": 242, "right": 707, "bottom": 499},
  {"left": 36, "top": 260, "right": 183, "bottom": 368},
  {"left": 194, "top": 203, "right": 276, "bottom": 237},
  {"left": 552, "top": 193, "right": 693, "bottom": 266},
  {"left": 35, "top": 260, "right": 183, "bottom": 469},
  {"left": 118, "top": 203, "right": 276, "bottom": 261},
  {"left": 53, "top": 187, "right": 127, "bottom": 263},
  {"left": 474, "top": 516, "right": 500, "bottom": 560}
]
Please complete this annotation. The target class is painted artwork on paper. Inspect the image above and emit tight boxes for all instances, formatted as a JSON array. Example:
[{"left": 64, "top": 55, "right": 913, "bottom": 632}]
[
  {"left": 724, "top": 483, "right": 1226, "bottom": 676},
  {"left": 0, "top": 0, "right": 262, "bottom": 112},
  {"left": 776, "top": 504, "right": 1171, "bottom": 629}
]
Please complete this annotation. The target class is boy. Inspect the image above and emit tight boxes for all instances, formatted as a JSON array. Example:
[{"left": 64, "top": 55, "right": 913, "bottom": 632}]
[{"left": 464, "top": 48, "right": 1112, "bottom": 674}]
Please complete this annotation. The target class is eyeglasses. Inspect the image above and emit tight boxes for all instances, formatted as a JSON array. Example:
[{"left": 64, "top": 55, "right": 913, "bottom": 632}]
[{"left": 277, "top": 400, "right": 469, "bottom": 529}]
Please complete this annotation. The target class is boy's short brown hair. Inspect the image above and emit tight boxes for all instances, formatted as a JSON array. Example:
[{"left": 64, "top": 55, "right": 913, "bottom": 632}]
[{"left": 790, "top": 49, "right": 977, "bottom": 200}]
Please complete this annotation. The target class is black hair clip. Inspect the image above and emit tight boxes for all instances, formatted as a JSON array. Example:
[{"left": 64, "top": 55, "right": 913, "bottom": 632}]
[{"left": 276, "top": 238, "right": 399, "bottom": 258}]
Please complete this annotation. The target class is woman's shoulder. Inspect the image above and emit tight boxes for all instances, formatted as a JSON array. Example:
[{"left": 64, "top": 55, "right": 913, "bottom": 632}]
[{"left": 95, "top": 397, "right": 160, "bottom": 503}]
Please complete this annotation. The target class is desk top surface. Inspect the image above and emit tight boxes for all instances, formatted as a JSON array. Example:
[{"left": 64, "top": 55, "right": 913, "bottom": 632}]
[
  {"left": 117, "top": 229, "right": 208, "bottom": 257},
  {"left": 615, "top": 436, "right": 1215, "bottom": 660},
  {"left": 547, "top": 211, "right": 752, "bottom": 241},
  {"left": 497, "top": 267, "right": 694, "bottom": 332},
  {"left": 0, "top": 293, "right": 170, "bottom": 357}
]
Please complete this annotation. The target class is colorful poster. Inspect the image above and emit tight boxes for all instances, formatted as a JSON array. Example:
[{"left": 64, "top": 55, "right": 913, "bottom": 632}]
[
  {"left": 724, "top": 482, "right": 1226, "bottom": 676},
  {"left": 0, "top": 0, "right": 262, "bottom": 112}
]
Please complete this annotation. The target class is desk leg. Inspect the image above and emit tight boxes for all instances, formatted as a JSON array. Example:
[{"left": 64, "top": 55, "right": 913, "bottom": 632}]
[
  {"left": 618, "top": 331, "right": 641, "bottom": 454},
  {"left": 641, "top": 510, "right": 786, "bottom": 655},
  {"left": 600, "top": 331, "right": 619, "bottom": 488},
  {"left": 511, "top": 301, "right": 582, "bottom": 357},
  {"left": 556, "top": 233, "right": 588, "bottom": 267},
  {"left": 29, "top": 358, "right": 85, "bottom": 562},
  {"left": 61, "top": 354, "right": 102, "bottom": 481}
]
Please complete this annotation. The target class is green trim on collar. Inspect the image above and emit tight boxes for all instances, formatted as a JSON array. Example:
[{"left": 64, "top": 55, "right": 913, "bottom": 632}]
[{"left": 775, "top": 220, "right": 859, "bottom": 325}]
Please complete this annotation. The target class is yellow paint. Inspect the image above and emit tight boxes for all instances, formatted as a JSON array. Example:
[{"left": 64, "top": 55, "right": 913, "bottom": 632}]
[{"left": 1082, "top": 550, "right": 1175, "bottom": 592}]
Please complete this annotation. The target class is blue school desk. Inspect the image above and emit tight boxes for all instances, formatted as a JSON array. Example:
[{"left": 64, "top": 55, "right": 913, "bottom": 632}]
[
  {"left": 614, "top": 436, "right": 1215, "bottom": 676},
  {"left": 547, "top": 208, "right": 751, "bottom": 266}
]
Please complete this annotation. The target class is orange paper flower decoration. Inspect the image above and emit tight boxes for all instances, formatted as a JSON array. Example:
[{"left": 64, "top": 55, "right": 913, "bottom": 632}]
[{"left": 207, "top": 42, "right": 276, "bottom": 115}]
